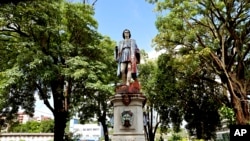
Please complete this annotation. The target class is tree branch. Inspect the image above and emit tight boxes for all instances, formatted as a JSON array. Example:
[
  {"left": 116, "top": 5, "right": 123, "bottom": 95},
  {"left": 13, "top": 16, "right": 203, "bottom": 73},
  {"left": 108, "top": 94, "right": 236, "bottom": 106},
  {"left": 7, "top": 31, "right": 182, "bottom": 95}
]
[
  {"left": 153, "top": 120, "right": 160, "bottom": 139},
  {"left": 92, "top": 0, "right": 98, "bottom": 6},
  {"left": 207, "top": 11, "right": 224, "bottom": 42},
  {"left": 196, "top": 34, "right": 206, "bottom": 48},
  {"left": 35, "top": 82, "right": 55, "bottom": 114},
  {"left": 240, "top": 19, "right": 250, "bottom": 42},
  {"left": 6, "top": 23, "right": 29, "bottom": 37},
  {"left": 243, "top": 43, "right": 250, "bottom": 61},
  {"left": 210, "top": 0, "right": 226, "bottom": 23}
]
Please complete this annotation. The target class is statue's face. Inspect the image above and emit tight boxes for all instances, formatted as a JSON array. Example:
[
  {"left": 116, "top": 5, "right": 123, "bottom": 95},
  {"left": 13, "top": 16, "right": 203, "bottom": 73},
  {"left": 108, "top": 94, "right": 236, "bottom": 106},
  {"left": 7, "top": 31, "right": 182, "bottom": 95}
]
[{"left": 124, "top": 31, "right": 130, "bottom": 39}]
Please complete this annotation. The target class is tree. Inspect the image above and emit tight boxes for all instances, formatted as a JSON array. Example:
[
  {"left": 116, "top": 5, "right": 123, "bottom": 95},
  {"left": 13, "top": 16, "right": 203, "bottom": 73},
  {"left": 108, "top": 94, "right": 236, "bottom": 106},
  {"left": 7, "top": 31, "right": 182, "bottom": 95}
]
[
  {"left": 140, "top": 52, "right": 225, "bottom": 140},
  {"left": 0, "top": 0, "right": 115, "bottom": 140},
  {"left": 140, "top": 52, "right": 185, "bottom": 141},
  {"left": 138, "top": 51, "right": 160, "bottom": 141},
  {"left": 182, "top": 75, "right": 223, "bottom": 139},
  {"left": 148, "top": 0, "right": 250, "bottom": 125},
  {"left": 73, "top": 36, "right": 117, "bottom": 141}
]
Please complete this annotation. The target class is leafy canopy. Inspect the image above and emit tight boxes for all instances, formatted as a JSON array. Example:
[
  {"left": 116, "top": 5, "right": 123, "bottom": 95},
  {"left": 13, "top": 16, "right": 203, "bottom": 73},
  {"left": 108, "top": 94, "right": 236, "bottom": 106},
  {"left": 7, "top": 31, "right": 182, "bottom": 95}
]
[{"left": 0, "top": 0, "right": 116, "bottom": 127}]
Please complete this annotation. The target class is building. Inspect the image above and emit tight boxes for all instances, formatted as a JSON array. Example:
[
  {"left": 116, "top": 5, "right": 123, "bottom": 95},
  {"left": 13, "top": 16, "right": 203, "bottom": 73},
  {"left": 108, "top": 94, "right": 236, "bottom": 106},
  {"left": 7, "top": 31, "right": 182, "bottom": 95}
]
[
  {"left": 69, "top": 118, "right": 103, "bottom": 141},
  {"left": 33, "top": 115, "right": 52, "bottom": 122},
  {"left": 17, "top": 112, "right": 52, "bottom": 124},
  {"left": 17, "top": 112, "right": 32, "bottom": 124}
]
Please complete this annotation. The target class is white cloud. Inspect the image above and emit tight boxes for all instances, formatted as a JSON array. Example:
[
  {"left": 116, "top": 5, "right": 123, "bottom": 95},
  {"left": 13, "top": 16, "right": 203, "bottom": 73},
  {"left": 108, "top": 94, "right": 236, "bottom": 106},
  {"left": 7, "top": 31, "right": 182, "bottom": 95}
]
[
  {"left": 140, "top": 49, "right": 165, "bottom": 64},
  {"left": 148, "top": 49, "right": 166, "bottom": 59}
]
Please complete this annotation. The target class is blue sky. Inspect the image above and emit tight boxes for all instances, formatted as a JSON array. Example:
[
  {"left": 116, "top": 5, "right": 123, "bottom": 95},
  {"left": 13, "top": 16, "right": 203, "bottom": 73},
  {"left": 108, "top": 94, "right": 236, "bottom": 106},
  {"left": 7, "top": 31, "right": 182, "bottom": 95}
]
[
  {"left": 34, "top": 0, "right": 158, "bottom": 117},
  {"left": 70, "top": 0, "right": 158, "bottom": 53},
  {"left": 93, "top": 0, "right": 158, "bottom": 53}
]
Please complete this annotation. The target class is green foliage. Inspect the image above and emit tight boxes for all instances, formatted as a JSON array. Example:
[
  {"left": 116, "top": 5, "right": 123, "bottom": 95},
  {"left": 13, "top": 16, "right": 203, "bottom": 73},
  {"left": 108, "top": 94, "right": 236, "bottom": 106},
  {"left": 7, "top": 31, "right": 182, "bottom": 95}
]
[
  {"left": 9, "top": 119, "right": 54, "bottom": 133},
  {"left": 168, "top": 133, "right": 182, "bottom": 141},
  {"left": 219, "top": 105, "right": 236, "bottom": 125}
]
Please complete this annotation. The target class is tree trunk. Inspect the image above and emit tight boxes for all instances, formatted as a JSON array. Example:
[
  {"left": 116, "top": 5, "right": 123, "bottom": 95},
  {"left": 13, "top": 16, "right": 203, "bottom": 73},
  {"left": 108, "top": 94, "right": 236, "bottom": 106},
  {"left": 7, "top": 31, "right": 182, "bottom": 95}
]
[
  {"left": 144, "top": 125, "right": 149, "bottom": 141},
  {"left": 149, "top": 132, "right": 155, "bottom": 141},
  {"left": 144, "top": 106, "right": 159, "bottom": 141},
  {"left": 99, "top": 111, "right": 109, "bottom": 141},
  {"left": 149, "top": 107, "right": 155, "bottom": 141},
  {"left": 51, "top": 77, "right": 69, "bottom": 141},
  {"left": 97, "top": 97, "right": 109, "bottom": 141},
  {"left": 231, "top": 91, "right": 250, "bottom": 125},
  {"left": 210, "top": 38, "right": 250, "bottom": 125},
  {"left": 101, "top": 120, "right": 109, "bottom": 141},
  {"left": 54, "top": 111, "right": 68, "bottom": 141},
  {"left": 227, "top": 74, "right": 250, "bottom": 125}
]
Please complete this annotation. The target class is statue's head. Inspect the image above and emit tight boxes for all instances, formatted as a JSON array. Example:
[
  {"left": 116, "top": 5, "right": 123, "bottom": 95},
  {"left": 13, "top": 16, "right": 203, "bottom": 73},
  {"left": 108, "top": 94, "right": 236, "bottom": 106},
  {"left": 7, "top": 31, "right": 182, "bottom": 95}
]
[
  {"left": 122, "top": 29, "right": 131, "bottom": 39},
  {"left": 121, "top": 110, "right": 133, "bottom": 127}
]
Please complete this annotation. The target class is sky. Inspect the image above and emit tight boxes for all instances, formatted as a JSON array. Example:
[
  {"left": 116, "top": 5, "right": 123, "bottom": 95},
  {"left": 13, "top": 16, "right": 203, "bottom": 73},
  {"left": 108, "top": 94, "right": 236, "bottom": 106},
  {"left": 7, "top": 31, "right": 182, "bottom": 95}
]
[
  {"left": 34, "top": 0, "right": 159, "bottom": 117},
  {"left": 92, "top": 0, "right": 158, "bottom": 53}
]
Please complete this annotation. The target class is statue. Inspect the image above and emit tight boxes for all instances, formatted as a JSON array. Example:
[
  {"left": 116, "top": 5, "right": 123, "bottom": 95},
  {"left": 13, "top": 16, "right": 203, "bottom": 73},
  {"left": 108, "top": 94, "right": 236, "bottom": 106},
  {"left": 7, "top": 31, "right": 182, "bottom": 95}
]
[{"left": 115, "top": 29, "right": 140, "bottom": 88}]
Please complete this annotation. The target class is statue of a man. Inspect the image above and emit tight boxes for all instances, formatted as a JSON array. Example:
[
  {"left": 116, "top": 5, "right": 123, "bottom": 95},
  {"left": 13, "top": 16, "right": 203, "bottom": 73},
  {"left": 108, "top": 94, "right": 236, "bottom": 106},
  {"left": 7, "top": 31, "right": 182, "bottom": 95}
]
[{"left": 115, "top": 29, "right": 140, "bottom": 86}]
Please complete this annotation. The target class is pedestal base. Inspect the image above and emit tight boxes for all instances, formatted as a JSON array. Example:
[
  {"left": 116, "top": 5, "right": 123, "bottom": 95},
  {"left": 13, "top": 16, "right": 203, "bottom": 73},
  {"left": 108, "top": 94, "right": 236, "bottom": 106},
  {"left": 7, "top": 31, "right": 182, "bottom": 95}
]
[
  {"left": 112, "top": 135, "right": 145, "bottom": 141},
  {"left": 110, "top": 93, "right": 146, "bottom": 141}
]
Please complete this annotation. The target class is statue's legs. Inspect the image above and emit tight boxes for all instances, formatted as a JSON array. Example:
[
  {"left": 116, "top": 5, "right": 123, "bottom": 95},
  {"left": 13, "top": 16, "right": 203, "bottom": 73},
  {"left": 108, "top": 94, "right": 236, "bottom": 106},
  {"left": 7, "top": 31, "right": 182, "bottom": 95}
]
[
  {"left": 121, "top": 62, "right": 131, "bottom": 86},
  {"left": 126, "top": 63, "right": 132, "bottom": 85},
  {"left": 121, "top": 63, "right": 127, "bottom": 85}
]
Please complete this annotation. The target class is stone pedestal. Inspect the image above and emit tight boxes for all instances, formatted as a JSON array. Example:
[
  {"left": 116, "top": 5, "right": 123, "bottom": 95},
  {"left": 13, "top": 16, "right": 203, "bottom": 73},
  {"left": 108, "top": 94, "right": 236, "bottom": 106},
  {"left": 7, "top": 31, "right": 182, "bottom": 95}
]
[{"left": 110, "top": 93, "right": 146, "bottom": 141}]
